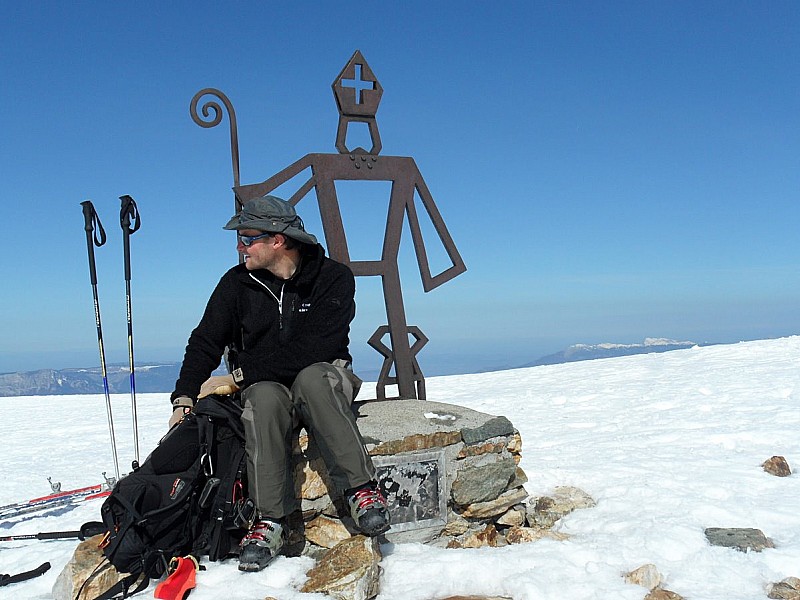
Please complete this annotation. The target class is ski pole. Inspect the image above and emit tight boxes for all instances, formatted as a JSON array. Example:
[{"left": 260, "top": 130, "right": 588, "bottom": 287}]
[
  {"left": 80, "top": 201, "right": 121, "bottom": 482},
  {"left": 119, "top": 194, "right": 141, "bottom": 467},
  {"left": 0, "top": 521, "right": 106, "bottom": 542},
  {"left": 0, "top": 562, "right": 51, "bottom": 587}
]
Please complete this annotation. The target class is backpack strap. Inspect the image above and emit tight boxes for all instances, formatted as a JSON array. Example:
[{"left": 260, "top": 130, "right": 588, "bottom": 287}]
[
  {"left": 200, "top": 445, "right": 247, "bottom": 561},
  {"left": 90, "top": 572, "right": 149, "bottom": 600},
  {"left": 100, "top": 490, "right": 145, "bottom": 564},
  {"left": 193, "top": 395, "right": 244, "bottom": 440},
  {"left": 191, "top": 395, "right": 248, "bottom": 561},
  {"left": 71, "top": 557, "right": 148, "bottom": 600}
]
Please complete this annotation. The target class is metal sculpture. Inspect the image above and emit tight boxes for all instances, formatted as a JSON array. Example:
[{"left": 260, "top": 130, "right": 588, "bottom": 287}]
[{"left": 191, "top": 50, "right": 466, "bottom": 400}]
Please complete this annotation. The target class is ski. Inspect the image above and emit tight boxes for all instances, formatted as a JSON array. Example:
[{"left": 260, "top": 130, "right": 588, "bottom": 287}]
[{"left": 0, "top": 484, "right": 110, "bottom": 521}]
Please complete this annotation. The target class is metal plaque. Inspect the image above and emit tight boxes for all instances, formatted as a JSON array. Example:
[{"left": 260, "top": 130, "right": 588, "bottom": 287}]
[{"left": 372, "top": 449, "right": 447, "bottom": 533}]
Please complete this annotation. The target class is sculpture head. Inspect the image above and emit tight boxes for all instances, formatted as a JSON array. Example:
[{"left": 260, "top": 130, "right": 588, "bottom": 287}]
[{"left": 332, "top": 50, "right": 383, "bottom": 155}]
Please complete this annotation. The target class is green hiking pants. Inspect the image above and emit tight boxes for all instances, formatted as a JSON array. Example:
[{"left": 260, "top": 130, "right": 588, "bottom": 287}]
[{"left": 240, "top": 361, "right": 376, "bottom": 520}]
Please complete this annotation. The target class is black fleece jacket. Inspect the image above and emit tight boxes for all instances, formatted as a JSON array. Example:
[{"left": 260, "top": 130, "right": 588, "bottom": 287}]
[{"left": 171, "top": 244, "right": 354, "bottom": 401}]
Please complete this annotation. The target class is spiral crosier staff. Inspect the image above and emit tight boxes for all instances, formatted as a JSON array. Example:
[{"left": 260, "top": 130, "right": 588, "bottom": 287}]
[{"left": 190, "top": 88, "right": 241, "bottom": 197}]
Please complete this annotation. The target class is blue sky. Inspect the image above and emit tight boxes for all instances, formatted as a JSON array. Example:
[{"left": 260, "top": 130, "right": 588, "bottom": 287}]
[{"left": 1, "top": 2, "right": 798, "bottom": 376}]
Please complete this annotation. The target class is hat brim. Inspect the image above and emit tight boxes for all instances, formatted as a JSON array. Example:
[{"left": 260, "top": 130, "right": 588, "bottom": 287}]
[{"left": 223, "top": 216, "right": 317, "bottom": 246}]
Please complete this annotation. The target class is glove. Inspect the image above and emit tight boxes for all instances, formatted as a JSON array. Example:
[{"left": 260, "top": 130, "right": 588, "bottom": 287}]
[
  {"left": 168, "top": 396, "right": 194, "bottom": 429},
  {"left": 197, "top": 374, "right": 240, "bottom": 399}
]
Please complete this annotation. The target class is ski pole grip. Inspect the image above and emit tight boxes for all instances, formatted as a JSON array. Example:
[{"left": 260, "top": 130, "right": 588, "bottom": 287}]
[
  {"left": 80, "top": 201, "right": 106, "bottom": 285},
  {"left": 120, "top": 195, "right": 140, "bottom": 282}
]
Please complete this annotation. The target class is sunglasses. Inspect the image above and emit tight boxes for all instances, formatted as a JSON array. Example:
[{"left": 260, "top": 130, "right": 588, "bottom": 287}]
[{"left": 238, "top": 232, "right": 273, "bottom": 246}]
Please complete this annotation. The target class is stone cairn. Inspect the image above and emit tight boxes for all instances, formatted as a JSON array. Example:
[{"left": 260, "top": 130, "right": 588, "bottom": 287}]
[
  {"left": 56, "top": 412, "right": 796, "bottom": 600},
  {"left": 58, "top": 399, "right": 597, "bottom": 600},
  {"left": 294, "top": 399, "right": 535, "bottom": 554},
  {"left": 295, "top": 398, "right": 595, "bottom": 598}
]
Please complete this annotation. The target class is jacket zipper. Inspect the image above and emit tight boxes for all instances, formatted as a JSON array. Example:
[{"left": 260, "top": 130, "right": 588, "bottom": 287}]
[{"left": 249, "top": 273, "right": 285, "bottom": 330}]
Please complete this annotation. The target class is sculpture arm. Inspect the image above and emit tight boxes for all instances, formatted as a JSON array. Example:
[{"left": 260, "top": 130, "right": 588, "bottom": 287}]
[
  {"left": 233, "top": 154, "right": 316, "bottom": 205},
  {"left": 407, "top": 161, "right": 467, "bottom": 291}
]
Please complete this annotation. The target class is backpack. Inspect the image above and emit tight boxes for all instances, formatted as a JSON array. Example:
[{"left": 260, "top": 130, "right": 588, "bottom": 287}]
[{"left": 88, "top": 395, "right": 248, "bottom": 599}]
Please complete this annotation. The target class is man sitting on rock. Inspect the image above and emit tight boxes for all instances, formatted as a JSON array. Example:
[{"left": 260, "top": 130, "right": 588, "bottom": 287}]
[{"left": 169, "top": 195, "right": 390, "bottom": 572}]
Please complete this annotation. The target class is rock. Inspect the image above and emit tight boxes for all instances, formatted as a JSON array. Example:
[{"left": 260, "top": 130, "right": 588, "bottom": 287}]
[
  {"left": 433, "top": 597, "right": 512, "bottom": 600},
  {"left": 461, "top": 416, "right": 515, "bottom": 445},
  {"left": 451, "top": 458, "right": 517, "bottom": 505},
  {"left": 624, "top": 564, "right": 664, "bottom": 590},
  {"left": 442, "top": 513, "right": 471, "bottom": 536},
  {"left": 768, "top": 577, "right": 800, "bottom": 599},
  {"left": 457, "top": 439, "right": 508, "bottom": 458},
  {"left": 52, "top": 535, "right": 134, "bottom": 600},
  {"left": 357, "top": 400, "right": 502, "bottom": 449},
  {"left": 294, "top": 431, "right": 311, "bottom": 453},
  {"left": 507, "top": 432, "right": 522, "bottom": 454},
  {"left": 526, "top": 486, "right": 596, "bottom": 528},
  {"left": 505, "top": 525, "right": 569, "bottom": 544},
  {"left": 644, "top": 590, "right": 684, "bottom": 600},
  {"left": 460, "top": 524, "right": 501, "bottom": 548},
  {"left": 762, "top": 455, "right": 792, "bottom": 477},
  {"left": 460, "top": 487, "right": 528, "bottom": 519},
  {"left": 495, "top": 506, "right": 526, "bottom": 527},
  {"left": 301, "top": 493, "right": 334, "bottom": 519},
  {"left": 304, "top": 514, "right": 352, "bottom": 548},
  {"left": 302, "top": 535, "right": 382, "bottom": 600},
  {"left": 296, "top": 455, "right": 333, "bottom": 500},
  {"left": 369, "top": 430, "right": 463, "bottom": 456},
  {"left": 704, "top": 527, "right": 774, "bottom": 552},
  {"left": 512, "top": 466, "right": 528, "bottom": 486}
]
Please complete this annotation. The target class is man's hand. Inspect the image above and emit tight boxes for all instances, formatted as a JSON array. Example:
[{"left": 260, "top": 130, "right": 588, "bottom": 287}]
[
  {"left": 168, "top": 396, "right": 194, "bottom": 429},
  {"left": 198, "top": 374, "right": 240, "bottom": 399}
]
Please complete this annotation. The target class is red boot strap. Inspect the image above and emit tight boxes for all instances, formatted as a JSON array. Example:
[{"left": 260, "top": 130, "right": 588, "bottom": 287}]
[{"left": 153, "top": 556, "right": 199, "bottom": 600}]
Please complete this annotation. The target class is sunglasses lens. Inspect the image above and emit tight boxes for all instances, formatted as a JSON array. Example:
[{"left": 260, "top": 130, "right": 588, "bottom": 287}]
[{"left": 238, "top": 232, "right": 270, "bottom": 246}]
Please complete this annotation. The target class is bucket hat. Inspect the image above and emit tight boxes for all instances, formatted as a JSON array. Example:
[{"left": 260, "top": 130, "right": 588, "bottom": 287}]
[{"left": 223, "top": 195, "right": 318, "bottom": 246}]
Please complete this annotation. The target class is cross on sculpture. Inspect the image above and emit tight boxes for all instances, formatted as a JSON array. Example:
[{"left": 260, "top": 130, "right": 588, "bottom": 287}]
[
  {"left": 191, "top": 50, "right": 466, "bottom": 401},
  {"left": 341, "top": 64, "right": 374, "bottom": 105}
]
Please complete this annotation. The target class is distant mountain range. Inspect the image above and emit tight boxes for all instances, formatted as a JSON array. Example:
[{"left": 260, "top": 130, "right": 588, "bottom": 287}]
[
  {"left": 0, "top": 364, "right": 184, "bottom": 397},
  {"left": 0, "top": 338, "right": 699, "bottom": 397},
  {"left": 519, "top": 338, "right": 698, "bottom": 367}
]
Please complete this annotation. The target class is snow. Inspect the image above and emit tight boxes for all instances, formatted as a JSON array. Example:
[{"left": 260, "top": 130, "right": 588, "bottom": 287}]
[{"left": 1, "top": 337, "right": 799, "bottom": 599}]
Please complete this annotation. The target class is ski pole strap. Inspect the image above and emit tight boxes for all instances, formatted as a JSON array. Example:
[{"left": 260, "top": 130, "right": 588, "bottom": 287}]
[
  {"left": 81, "top": 201, "right": 106, "bottom": 247},
  {"left": 119, "top": 195, "right": 140, "bottom": 283},
  {"left": 119, "top": 195, "right": 141, "bottom": 235},
  {"left": 80, "top": 521, "right": 107, "bottom": 540},
  {"left": 0, "top": 562, "right": 51, "bottom": 587}
]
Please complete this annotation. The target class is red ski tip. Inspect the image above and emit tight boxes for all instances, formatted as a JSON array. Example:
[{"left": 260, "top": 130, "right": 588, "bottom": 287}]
[{"left": 154, "top": 555, "right": 199, "bottom": 600}]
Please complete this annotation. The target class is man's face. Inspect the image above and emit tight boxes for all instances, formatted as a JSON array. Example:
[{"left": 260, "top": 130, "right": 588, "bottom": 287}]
[{"left": 236, "top": 229, "right": 275, "bottom": 271}]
